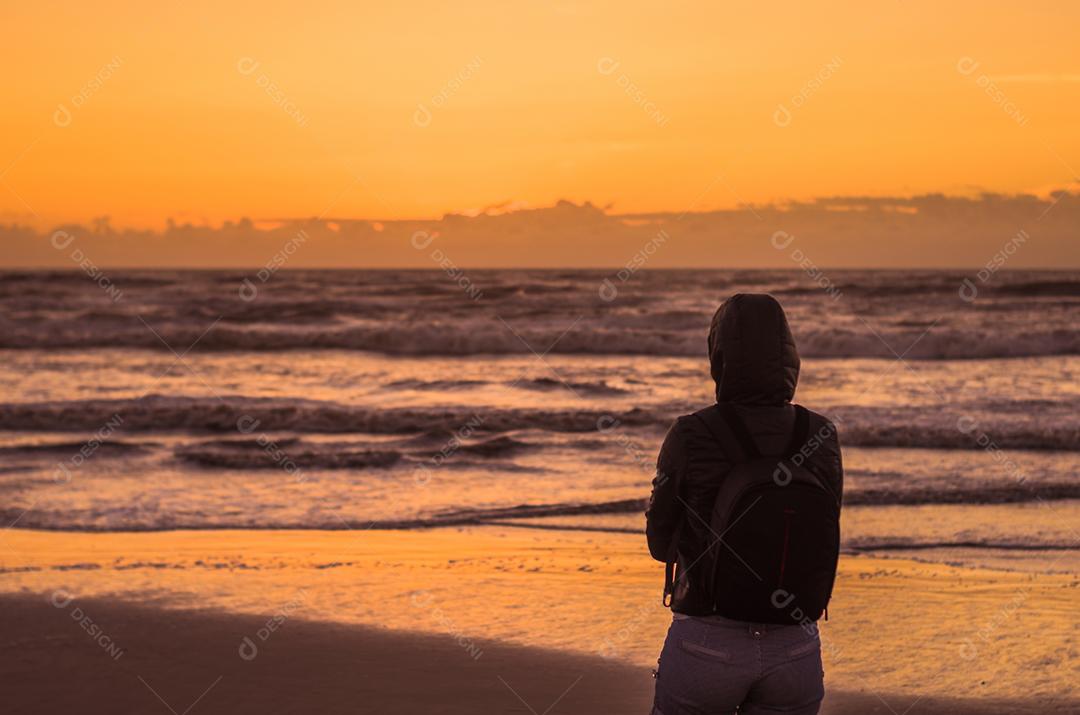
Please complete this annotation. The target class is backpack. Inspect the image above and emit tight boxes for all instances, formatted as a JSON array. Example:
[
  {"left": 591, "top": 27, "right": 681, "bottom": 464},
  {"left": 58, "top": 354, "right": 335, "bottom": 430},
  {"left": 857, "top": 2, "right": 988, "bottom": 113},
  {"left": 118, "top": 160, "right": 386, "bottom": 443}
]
[{"left": 668, "top": 403, "right": 840, "bottom": 624}]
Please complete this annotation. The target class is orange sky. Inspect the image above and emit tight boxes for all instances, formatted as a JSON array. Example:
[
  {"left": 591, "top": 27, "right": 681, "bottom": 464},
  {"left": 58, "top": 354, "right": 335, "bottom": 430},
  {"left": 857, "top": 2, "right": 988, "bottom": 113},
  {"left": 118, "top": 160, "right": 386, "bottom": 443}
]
[{"left": 1, "top": 1, "right": 1078, "bottom": 229}]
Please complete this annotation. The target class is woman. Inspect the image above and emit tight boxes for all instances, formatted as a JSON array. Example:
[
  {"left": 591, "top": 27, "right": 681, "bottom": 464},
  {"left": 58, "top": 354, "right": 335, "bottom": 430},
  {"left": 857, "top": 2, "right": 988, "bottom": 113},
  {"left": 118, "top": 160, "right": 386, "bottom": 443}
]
[{"left": 646, "top": 294, "right": 843, "bottom": 715}]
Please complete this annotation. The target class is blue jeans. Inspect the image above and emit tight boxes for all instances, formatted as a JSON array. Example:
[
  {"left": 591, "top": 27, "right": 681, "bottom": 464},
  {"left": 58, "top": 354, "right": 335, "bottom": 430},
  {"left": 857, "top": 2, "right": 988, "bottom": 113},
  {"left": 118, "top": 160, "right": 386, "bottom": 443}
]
[{"left": 652, "top": 614, "right": 824, "bottom": 714}]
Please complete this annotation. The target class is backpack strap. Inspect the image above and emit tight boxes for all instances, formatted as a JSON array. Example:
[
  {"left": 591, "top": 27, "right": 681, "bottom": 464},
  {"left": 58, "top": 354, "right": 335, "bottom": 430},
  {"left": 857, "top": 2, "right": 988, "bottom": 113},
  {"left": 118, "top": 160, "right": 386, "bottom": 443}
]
[
  {"left": 662, "top": 521, "right": 684, "bottom": 606},
  {"left": 782, "top": 405, "right": 810, "bottom": 458},
  {"left": 706, "top": 403, "right": 809, "bottom": 461},
  {"left": 693, "top": 408, "right": 751, "bottom": 464}
]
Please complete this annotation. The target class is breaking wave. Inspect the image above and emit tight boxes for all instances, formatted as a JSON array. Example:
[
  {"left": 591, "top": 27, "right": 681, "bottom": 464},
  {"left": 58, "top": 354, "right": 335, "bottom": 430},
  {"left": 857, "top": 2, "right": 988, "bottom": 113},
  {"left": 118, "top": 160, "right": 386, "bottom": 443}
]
[
  {"left": 171, "top": 434, "right": 534, "bottom": 469},
  {"left": 0, "top": 397, "right": 1075, "bottom": 450},
  {"left": 0, "top": 397, "right": 659, "bottom": 435},
  {"left": 175, "top": 439, "right": 402, "bottom": 470},
  {"left": 2, "top": 323, "right": 1078, "bottom": 358},
  {"left": 3, "top": 483, "right": 1078, "bottom": 532}
]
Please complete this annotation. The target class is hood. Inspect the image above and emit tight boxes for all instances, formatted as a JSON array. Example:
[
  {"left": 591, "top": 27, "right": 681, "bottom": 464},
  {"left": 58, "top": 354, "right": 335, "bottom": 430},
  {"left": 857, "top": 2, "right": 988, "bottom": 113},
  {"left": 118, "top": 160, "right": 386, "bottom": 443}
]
[{"left": 707, "top": 293, "right": 800, "bottom": 405}]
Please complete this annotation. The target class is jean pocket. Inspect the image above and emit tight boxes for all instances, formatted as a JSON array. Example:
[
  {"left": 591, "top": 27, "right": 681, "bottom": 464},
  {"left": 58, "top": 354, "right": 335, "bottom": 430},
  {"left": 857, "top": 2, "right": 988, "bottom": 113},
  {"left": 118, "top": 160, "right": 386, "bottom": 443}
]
[
  {"left": 787, "top": 637, "right": 821, "bottom": 659},
  {"left": 678, "top": 639, "right": 734, "bottom": 663}
]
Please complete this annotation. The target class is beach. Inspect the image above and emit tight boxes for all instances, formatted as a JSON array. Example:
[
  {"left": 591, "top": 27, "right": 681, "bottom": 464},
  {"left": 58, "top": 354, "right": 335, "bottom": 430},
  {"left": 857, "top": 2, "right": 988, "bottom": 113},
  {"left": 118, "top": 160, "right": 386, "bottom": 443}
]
[
  {"left": 6, "top": 0, "right": 1080, "bottom": 708},
  {"left": 2, "top": 526, "right": 1077, "bottom": 713},
  {"left": 2, "top": 268, "right": 1078, "bottom": 711}
]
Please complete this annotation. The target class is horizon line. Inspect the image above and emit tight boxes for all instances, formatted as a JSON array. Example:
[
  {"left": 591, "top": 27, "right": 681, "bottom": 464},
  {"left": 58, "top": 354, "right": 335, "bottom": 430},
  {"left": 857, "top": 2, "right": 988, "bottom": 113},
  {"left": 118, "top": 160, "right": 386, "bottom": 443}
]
[{"left": 2, "top": 265, "right": 1075, "bottom": 272}]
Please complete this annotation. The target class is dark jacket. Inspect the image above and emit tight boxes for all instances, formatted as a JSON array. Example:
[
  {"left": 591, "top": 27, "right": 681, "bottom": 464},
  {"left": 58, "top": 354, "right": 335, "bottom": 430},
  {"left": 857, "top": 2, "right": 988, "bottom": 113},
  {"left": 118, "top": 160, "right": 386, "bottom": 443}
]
[{"left": 646, "top": 294, "right": 843, "bottom": 616}]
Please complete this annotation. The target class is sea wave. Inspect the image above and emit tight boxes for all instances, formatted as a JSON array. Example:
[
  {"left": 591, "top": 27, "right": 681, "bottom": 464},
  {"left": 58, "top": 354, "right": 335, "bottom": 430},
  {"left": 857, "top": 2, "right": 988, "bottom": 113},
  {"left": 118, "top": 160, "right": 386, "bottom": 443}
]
[
  {"left": 171, "top": 434, "right": 533, "bottom": 469},
  {"left": 431, "top": 484, "right": 1080, "bottom": 523},
  {"left": 838, "top": 422, "right": 1078, "bottom": 451},
  {"left": 0, "top": 397, "right": 659, "bottom": 435},
  {"left": 384, "top": 377, "right": 628, "bottom": 395},
  {"left": 4, "top": 397, "right": 1075, "bottom": 453},
  {"left": 175, "top": 439, "right": 402, "bottom": 470},
  {"left": 0, "top": 440, "right": 156, "bottom": 457},
  {"left": 4, "top": 269, "right": 1078, "bottom": 358},
  {"left": 2, "top": 323, "right": 1078, "bottom": 358},
  {"left": 3, "top": 484, "right": 1078, "bottom": 533},
  {"left": 0, "top": 397, "right": 1075, "bottom": 450},
  {"left": 994, "top": 280, "right": 1080, "bottom": 297}
]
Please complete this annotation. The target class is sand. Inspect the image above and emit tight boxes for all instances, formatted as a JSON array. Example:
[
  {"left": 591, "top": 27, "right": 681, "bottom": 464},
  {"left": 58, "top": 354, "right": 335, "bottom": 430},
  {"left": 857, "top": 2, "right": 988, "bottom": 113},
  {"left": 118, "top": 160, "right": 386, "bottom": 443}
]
[
  {"left": 1, "top": 526, "right": 1077, "bottom": 713},
  {"left": 1, "top": 594, "right": 1073, "bottom": 715}
]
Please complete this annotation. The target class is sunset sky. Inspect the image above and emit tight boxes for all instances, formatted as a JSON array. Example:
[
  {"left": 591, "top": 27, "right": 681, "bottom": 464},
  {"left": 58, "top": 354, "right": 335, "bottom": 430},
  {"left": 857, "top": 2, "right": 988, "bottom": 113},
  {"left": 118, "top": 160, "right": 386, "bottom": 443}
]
[{"left": 1, "top": 1, "right": 1078, "bottom": 230}]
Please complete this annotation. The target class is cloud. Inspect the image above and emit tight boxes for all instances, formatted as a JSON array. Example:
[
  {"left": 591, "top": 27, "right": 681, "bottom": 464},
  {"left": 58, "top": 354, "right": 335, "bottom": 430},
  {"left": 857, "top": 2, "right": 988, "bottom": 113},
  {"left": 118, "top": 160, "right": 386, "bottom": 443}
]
[{"left": 2, "top": 192, "right": 1077, "bottom": 269}]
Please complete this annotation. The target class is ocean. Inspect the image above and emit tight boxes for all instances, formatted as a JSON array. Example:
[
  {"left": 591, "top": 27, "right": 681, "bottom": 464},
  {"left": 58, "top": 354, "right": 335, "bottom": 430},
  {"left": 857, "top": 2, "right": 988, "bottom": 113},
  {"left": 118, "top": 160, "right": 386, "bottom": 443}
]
[{"left": 1, "top": 268, "right": 1077, "bottom": 571}]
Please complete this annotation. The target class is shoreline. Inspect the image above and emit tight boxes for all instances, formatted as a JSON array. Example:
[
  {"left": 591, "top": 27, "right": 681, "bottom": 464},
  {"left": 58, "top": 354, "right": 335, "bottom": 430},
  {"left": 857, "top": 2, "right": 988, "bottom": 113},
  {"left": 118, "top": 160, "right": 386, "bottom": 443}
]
[{"left": 1, "top": 526, "right": 1077, "bottom": 708}]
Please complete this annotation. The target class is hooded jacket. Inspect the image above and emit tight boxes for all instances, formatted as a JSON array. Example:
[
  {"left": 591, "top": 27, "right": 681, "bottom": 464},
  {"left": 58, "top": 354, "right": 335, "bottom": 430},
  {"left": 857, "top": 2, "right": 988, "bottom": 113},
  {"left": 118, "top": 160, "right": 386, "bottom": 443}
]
[{"left": 646, "top": 294, "right": 843, "bottom": 616}]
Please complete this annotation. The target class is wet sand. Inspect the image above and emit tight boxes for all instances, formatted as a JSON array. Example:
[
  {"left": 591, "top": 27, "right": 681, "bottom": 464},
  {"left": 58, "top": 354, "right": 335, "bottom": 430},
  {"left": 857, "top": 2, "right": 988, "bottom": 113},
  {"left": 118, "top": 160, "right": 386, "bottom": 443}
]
[
  {"left": 2, "top": 594, "right": 1075, "bottom": 715},
  {"left": 0, "top": 526, "right": 1076, "bottom": 712}
]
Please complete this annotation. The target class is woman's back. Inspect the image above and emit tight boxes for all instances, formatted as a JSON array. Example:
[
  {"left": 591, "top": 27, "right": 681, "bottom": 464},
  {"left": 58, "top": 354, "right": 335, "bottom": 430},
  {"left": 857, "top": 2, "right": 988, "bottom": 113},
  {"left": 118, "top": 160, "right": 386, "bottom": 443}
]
[{"left": 646, "top": 294, "right": 843, "bottom": 715}]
